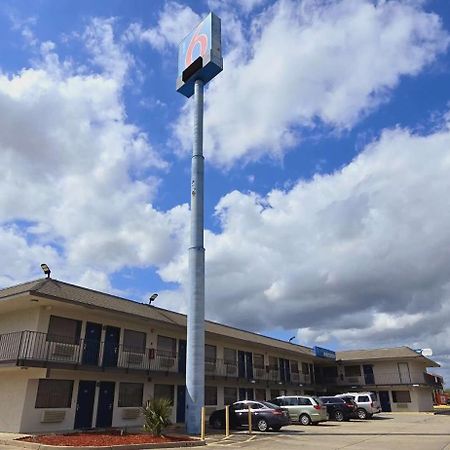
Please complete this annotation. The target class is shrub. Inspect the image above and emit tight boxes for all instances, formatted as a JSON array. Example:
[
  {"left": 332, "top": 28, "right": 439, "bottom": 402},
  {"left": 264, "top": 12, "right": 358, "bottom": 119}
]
[{"left": 142, "top": 398, "right": 172, "bottom": 436}]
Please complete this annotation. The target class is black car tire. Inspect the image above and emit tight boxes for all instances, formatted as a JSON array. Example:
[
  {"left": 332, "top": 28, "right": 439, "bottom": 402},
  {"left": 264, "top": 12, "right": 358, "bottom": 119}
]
[
  {"left": 333, "top": 410, "right": 345, "bottom": 422},
  {"left": 356, "top": 408, "right": 367, "bottom": 420},
  {"left": 211, "top": 417, "right": 224, "bottom": 429},
  {"left": 256, "top": 418, "right": 269, "bottom": 432},
  {"left": 299, "top": 414, "right": 311, "bottom": 426},
  {"left": 272, "top": 425, "right": 282, "bottom": 432}
]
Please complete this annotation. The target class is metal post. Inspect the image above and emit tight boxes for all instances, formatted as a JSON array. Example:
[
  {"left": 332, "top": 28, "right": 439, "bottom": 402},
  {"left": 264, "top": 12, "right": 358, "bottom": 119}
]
[
  {"left": 200, "top": 406, "right": 206, "bottom": 440},
  {"left": 225, "top": 405, "right": 230, "bottom": 437},
  {"left": 186, "top": 79, "right": 205, "bottom": 435},
  {"left": 248, "top": 406, "right": 252, "bottom": 434}
]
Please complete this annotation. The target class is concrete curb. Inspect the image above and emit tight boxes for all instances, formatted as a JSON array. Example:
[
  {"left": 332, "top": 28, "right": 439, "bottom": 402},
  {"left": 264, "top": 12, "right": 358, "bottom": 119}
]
[{"left": 0, "top": 438, "right": 206, "bottom": 450}]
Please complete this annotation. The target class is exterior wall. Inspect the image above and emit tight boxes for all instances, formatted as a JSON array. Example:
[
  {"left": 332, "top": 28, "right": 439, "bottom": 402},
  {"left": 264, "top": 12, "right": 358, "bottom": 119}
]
[
  {"left": 0, "top": 306, "right": 40, "bottom": 334},
  {"left": 0, "top": 368, "right": 45, "bottom": 432}
]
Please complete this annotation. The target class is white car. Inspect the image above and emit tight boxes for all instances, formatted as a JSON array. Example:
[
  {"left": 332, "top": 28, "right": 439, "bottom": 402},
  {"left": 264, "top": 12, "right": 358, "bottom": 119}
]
[{"left": 336, "top": 392, "right": 381, "bottom": 419}]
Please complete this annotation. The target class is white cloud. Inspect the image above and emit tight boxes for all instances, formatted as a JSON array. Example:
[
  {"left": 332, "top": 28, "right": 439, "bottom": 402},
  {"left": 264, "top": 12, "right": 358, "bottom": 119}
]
[
  {"left": 0, "top": 18, "right": 190, "bottom": 288},
  {"left": 125, "top": 2, "right": 201, "bottom": 52},
  {"left": 162, "top": 116, "right": 450, "bottom": 379},
  {"left": 174, "top": 0, "right": 449, "bottom": 167}
]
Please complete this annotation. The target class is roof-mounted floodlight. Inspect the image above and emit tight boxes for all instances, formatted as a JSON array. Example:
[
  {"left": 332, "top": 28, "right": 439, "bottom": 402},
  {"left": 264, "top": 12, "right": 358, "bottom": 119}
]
[
  {"left": 40, "top": 263, "right": 51, "bottom": 278},
  {"left": 148, "top": 293, "right": 158, "bottom": 305},
  {"left": 288, "top": 336, "right": 296, "bottom": 343}
]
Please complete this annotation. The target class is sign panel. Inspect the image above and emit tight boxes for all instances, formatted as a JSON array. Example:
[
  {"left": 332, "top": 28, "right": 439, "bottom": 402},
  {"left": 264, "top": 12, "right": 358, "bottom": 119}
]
[
  {"left": 176, "top": 12, "right": 223, "bottom": 98},
  {"left": 314, "top": 346, "right": 336, "bottom": 359}
]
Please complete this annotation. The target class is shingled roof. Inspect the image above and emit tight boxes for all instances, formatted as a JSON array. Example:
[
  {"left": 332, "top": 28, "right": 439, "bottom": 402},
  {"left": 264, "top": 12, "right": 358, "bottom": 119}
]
[
  {"left": 0, "top": 278, "right": 315, "bottom": 358},
  {"left": 337, "top": 347, "right": 439, "bottom": 367}
]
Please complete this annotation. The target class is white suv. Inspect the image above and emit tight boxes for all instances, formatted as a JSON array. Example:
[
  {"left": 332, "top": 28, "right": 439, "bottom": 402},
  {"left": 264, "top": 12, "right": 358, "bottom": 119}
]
[{"left": 336, "top": 392, "right": 381, "bottom": 419}]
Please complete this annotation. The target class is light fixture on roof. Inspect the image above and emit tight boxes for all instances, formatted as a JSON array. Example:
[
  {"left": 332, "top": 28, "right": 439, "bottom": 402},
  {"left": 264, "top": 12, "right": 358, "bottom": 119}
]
[
  {"left": 40, "top": 263, "right": 51, "bottom": 278},
  {"left": 288, "top": 336, "right": 296, "bottom": 343},
  {"left": 148, "top": 293, "right": 158, "bottom": 305}
]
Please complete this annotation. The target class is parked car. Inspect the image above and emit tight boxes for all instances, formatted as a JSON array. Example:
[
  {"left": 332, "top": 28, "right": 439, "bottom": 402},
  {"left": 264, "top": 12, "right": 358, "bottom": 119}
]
[
  {"left": 319, "top": 397, "right": 354, "bottom": 422},
  {"left": 209, "top": 400, "right": 290, "bottom": 432},
  {"left": 334, "top": 395, "right": 358, "bottom": 418},
  {"left": 335, "top": 392, "right": 382, "bottom": 419},
  {"left": 270, "top": 395, "right": 328, "bottom": 425}
]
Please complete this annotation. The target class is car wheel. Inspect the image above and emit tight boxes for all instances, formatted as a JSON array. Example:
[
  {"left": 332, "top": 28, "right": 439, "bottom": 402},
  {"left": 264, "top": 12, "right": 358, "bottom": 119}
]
[
  {"left": 300, "top": 414, "right": 311, "bottom": 426},
  {"left": 211, "top": 417, "right": 224, "bottom": 429},
  {"left": 272, "top": 425, "right": 281, "bottom": 432},
  {"left": 356, "top": 408, "right": 367, "bottom": 420},
  {"left": 333, "top": 410, "right": 345, "bottom": 422},
  {"left": 256, "top": 418, "right": 269, "bottom": 432}
]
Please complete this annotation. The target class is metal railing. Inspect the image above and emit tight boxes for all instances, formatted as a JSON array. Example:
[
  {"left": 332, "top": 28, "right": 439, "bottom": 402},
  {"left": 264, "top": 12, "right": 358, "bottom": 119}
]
[
  {"left": 0, "top": 330, "right": 316, "bottom": 386},
  {"left": 321, "top": 372, "right": 437, "bottom": 387}
]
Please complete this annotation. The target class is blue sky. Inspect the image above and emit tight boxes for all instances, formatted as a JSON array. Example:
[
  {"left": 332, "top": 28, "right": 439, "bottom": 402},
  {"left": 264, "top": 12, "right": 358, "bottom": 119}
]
[{"left": 1, "top": 0, "right": 450, "bottom": 380}]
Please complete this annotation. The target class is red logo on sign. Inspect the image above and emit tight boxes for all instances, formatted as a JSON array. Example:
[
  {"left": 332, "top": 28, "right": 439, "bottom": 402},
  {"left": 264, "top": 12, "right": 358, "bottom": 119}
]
[{"left": 185, "top": 32, "right": 208, "bottom": 68}]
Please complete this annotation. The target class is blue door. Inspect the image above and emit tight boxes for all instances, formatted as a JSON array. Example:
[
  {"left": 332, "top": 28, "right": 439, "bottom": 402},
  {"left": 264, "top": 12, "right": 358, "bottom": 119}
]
[
  {"left": 238, "top": 351, "right": 246, "bottom": 378},
  {"left": 363, "top": 365, "right": 375, "bottom": 384},
  {"left": 82, "top": 322, "right": 102, "bottom": 365},
  {"left": 96, "top": 382, "right": 115, "bottom": 428},
  {"left": 74, "top": 380, "right": 96, "bottom": 429},
  {"left": 176, "top": 385, "right": 186, "bottom": 423},
  {"left": 379, "top": 391, "right": 391, "bottom": 412},
  {"left": 103, "top": 326, "right": 120, "bottom": 367},
  {"left": 245, "top": 352, "right": 253, "bottom": 380},
  {"left": 178, "top": 340, "right": 187, "bottom": 374}
]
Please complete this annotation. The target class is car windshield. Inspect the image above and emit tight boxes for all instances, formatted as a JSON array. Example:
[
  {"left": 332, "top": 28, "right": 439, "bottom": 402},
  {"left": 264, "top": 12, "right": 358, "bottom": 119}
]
[
  {"left": 260, "top": 401, "right": 279, "bottom": 409},
  {"left": 312, "top": 397, "right": 323, "bottom": 405},
  {"left": 370, "top": 394, "right": 377, "bottom": 402}
]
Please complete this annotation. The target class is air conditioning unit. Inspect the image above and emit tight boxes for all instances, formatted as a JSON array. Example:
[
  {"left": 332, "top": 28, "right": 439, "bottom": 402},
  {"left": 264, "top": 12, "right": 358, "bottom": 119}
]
[
  {"left": 290, "top": 373, "right": 300, "bottom": 383},
  {"left": 41, "top": 410, "right": 66, "bottom": 423},
  {"left": 205, "top": 361, "right": 216, "bottom": 374},
  {"left": 122, "top": 408, "right": 141, "bottom": 420},
  {"left": 160, "top": 357, "right": 175, "bottom": 368},
  {"left": 52, "top": 344, "right": 75, "bottom": 358},
  {"left": 254, "top": 368, "right": 265, "bottom": 379},
  {"left": 127, "top": 353, "right": 143, "bottom": 365}
]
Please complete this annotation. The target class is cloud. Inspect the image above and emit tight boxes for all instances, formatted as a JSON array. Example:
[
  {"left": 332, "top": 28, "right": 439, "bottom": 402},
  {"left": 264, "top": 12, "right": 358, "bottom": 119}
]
[
  {"left": 162, "top": 116, "right": 450, "bottom": 379},
  {"left": 125, "top": 2, "right": 201, "bottom": 52},
  {"left": 0, "top": 18, "right": 190, "bottom": 287},
  {"left": 174, "top": 0, "right": 449, "bottom": 167}
]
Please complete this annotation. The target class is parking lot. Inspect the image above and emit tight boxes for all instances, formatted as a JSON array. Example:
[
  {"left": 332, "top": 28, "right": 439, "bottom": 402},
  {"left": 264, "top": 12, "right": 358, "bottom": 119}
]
[{"left": 206, "top": 413, "right": 450, "bottom": 449}]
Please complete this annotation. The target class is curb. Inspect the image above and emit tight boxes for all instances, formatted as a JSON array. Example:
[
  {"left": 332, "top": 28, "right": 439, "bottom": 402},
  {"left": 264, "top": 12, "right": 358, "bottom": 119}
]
[{"left": 0, "top": 438, "right": 206, "bottom": 450}]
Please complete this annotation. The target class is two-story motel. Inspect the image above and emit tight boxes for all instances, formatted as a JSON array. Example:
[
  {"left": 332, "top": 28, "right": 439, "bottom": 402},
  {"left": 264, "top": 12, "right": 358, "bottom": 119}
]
[{"left": 0, "top": 278, "right": 443, "bottom": 433}]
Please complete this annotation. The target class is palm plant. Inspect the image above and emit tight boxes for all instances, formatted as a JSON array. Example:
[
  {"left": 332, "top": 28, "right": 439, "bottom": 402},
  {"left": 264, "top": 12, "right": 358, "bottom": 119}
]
[{"left": 142, "top": 397, "right": 172, "bottom": 436}]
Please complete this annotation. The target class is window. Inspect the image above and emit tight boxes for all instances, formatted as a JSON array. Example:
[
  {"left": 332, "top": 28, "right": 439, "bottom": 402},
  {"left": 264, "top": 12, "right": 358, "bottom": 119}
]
[
  {"left": 392, "top": 391, "right": 411, "bottom": 403},
  {"left": 224, "top": 387, "right": 237, "bottom": 405},
  {"left": 253, "top": 354, "right": 264, "bottom": 369},
  {"left": 344, "top": 365, "right": 361, "bottom": 377},
  {"left": 205, "top": 386, "right": 217, "bottom": 405},
  {"left": 157, "top": 335, "right": 176, "bottom": 357},
  {"left": 290, "top": 361, "right": 299, "bottom": 373},
  {"left": 255, "top": 389, "right": 266, "bottom": 401},
  {"left": 301, "top": 362, "right": 310, "bottom": 374},
  {"left": 299, "top": 397, "right": 312, "bottom": 406},
  {"left": 47, "top": 316, "right": 81, "bottom": 344},
  {"left": 205, "top": 345, "right": 217, "bottom": 363},
  {"left": 118, "top": 383, "right": 143, "bottom": 407},
  {"left": 35, "top": 379, "right": 73, "bottom": 408},
  {"left": 154, "top": 384, "right": 174, "bottom": 404},
  {"left": 123, "top": 330, "right": 146, "bottom": 353},
  {"left": 250, "top": 402, "right": 264, "bottom": 409},
  {"left": 270, "top": 389, "right": 280, "bottom": 398},
  {"left": 268, "top": 356, "right": 278, "bottom": 370},
  {"left": 224, "top": 348, "right": 236, "bottom": 364},
  {"left": 286, "top": 397, "right": 299, "bottom": 406},
  {"left": 358, "top": 395, "right": 370, "bottom": 402}
]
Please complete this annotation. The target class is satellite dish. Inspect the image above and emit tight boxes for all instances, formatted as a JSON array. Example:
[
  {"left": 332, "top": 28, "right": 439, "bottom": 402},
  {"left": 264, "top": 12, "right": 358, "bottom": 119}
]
[{"left": 421, "top": 348, "right": 433, "bottom": 357}]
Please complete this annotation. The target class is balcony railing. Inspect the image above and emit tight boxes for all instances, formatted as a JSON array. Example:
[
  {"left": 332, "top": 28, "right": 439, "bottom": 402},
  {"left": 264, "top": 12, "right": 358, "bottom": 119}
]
[
  {"left": 321, "top": 372, "right": 436, "bottom": 387},
  {"left": 0, "top": 330, "right": 315, "bottom": 386}
]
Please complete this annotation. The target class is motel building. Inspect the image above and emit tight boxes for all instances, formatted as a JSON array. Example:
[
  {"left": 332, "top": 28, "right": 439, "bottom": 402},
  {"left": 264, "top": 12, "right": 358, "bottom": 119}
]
[{"left": 0, "top": 278, "right": 443, "bottom": 433}]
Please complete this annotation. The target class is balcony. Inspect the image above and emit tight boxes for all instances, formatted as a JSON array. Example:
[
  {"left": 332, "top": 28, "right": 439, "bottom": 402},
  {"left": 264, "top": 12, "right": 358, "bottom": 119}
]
[
  {"left": 323, "top": 372, "right": 436, "bottom": 387},
  {"left": 0, "top": 330, "right": 179, "bottom": 374}
]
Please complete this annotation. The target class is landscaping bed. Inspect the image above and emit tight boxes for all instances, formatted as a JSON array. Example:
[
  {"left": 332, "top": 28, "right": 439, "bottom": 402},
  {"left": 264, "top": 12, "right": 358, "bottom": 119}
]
[{"left": 18, "top": 431, "right": 195, "bottom": 447}]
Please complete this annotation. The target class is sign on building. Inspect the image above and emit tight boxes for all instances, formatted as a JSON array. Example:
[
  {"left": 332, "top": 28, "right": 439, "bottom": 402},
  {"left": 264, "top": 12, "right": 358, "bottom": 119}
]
[{"left": 314, "top": 346, "right": 336, "bottom": 359}]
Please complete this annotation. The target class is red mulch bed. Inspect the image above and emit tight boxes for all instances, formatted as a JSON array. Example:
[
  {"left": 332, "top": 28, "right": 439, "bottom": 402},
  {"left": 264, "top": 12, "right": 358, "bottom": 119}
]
[{"left": 19, "top": 432, "right": 195, "bottom": 447}]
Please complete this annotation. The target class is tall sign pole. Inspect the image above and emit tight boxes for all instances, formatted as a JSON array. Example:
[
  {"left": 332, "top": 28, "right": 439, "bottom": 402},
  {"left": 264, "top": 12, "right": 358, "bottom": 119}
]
[{"left": 176, "top": 13, "right": 223, "bottom": 435}]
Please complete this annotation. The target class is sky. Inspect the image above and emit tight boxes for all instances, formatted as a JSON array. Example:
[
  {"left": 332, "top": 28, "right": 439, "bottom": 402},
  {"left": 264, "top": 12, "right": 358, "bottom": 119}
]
[{"left": 1, "top": 0, "right": 450, "bottom": 382}]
